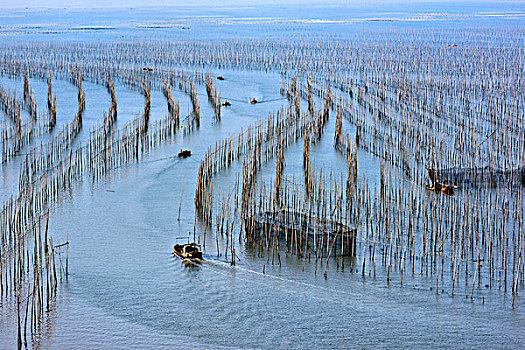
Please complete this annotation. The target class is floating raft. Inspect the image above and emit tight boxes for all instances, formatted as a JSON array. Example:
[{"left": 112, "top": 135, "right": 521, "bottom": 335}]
[
  {"left": 244, "top": 209, "right": 356, "bottom": 256},
  {"left": 429, "top": 167, "right": 525, "bottom": 187}
]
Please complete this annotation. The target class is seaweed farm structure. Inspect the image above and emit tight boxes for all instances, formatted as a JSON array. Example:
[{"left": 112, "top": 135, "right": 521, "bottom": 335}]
[
  {"left": 429, "top": 166, "right": 525, "bottom": 187},
  {"left": 245, "top": 209, "right": 357, "bottom": 256},
  {"left": 0, "top": 14, "right": 524, "bottom": 348}
]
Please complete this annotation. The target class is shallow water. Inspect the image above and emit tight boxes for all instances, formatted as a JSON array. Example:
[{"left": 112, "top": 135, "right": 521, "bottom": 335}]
[{"left": 1, "top": 2, "right": 524, "bottom": 349}]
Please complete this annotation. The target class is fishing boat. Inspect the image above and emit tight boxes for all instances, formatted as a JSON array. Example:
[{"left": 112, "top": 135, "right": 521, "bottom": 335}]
[
  {"left": 426, "top": 168, "right": 457, "bottom": 195},
  {"left": 173, "top": 243, "right": 202, "bottom": 260},
  {"left": 250, "top": 98, "right": 257, "bottom": 104},
  {"left": 178, "top": 149, "right": 191, "bottom": 158},
  {"left": 425, "top": 183, "right": 456, "bottom": 195}
]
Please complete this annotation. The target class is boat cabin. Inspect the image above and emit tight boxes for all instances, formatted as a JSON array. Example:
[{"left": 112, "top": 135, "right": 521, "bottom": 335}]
[
  {"left": 183, "top": 244, "right": 198, "bottom": 255},
  {"left": 173, "top": 242, "right": 202, "bottom": 260}
]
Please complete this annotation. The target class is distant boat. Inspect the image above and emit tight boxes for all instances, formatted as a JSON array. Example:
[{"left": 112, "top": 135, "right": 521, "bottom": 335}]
[
  {"left": 216, "top": 76, "right": 225, "bottom": 80},
  {"left": 446, "top": 44, "right": 458, "bottom": 47},
  {"left": 425, "top": 183, "right": 456, "bottom": 195},
  {"left": 222, "top": 100, "right": 231, "bottom": 106},
  {"left": 173, "top": 243, "right": 202, "bottom": 260},
  {"left": 178, "top": 149, "right": 191, "bottom": 158},
  {"left": 142, "top": 67, "right": 153, "bottom": 72},
  {"left": 426, "top": 168, "right": 457, "bottom": 195},
  {"left": 250, "top": 98, "right": 257, "bottom": 104}
]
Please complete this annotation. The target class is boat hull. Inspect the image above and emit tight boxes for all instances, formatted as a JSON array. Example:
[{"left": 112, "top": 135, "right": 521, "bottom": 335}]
[{"left": 178, "top": 150, "right": 191, "bottom": 158}]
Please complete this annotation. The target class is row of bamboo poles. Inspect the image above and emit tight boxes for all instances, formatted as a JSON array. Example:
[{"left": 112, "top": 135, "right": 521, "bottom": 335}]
[
  {"left": 0, "top": 36, "right": 522, "bottom": 305},
  {"left": 328, "top": 65, "right": 524, "bottom": 304},
  {"left": 0, "top": 28, "right": 523, "bottom": 348},
  {"left": 194, "top": 81, "right": 360, "bottom": 273},
  {"left": 0, "top": 33, "right": 521, "bottom": 114},
  {"left": 205, "top": 72, "right": 221, "bottom": 120},
  {"left": 1, "top": 56, "right": 207, "bottom": 348},
  {"left": 196, "top": 70, "right": 524, "bottom": 307},
  {"left": 0, "top": 69, "right": 60, "bottom": 164}
]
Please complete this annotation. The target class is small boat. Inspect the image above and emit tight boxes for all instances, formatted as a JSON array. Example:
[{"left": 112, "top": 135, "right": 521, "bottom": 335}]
[
  {"left": 222, "top": 100, "right": 231, "bottom": 106},
  {"left": 441, "top": 185, "right": 455, "bottom": 195},
  {"left": 426, "top": 168, "right": 457, "bottom": 195},
  {"left": 142, "top": 67, "right": 153, "bottom": 72},
  {"left": 173, "top": 243, "right": 202, "bottom": 260},
  {"left": 178, "top": 149, "right": 191, "bottom": 158},
  {"left": 425, "top": 182, "right": 457, "bottom": 195},
  {"left": 216, "top": 76, "right": 225, "bottom": 81},
  {"left": 250, "top": 98, "right": 257, "bottom": 104}
]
